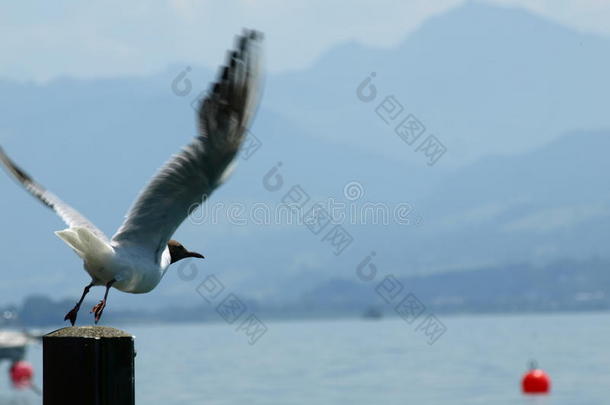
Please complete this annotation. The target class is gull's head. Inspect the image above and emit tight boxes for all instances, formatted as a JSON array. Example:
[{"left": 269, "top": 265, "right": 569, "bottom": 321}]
[{"left": 167, "top": 240, "right": 205, "bottom": 264}]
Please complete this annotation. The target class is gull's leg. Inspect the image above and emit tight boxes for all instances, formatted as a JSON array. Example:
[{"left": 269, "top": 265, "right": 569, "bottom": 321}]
[
  {"left": 91, "top": 279, "right": 116, "bottom": 324},
  {"left": 64, "top": 281, "right": 95, "bottom": 326}
]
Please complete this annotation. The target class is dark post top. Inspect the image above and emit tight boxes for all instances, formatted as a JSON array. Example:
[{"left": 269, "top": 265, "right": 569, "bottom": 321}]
[
  {"left": 43, "top": 326, "right": 135, "bottom": 405},
  {"left": 45, "top": 326, "right": 133, "bottom": 339}
]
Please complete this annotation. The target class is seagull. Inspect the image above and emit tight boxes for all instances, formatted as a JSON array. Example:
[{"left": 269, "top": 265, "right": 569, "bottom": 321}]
[{"left": 0, "top": 30, "right": 263, "bottom": 325}]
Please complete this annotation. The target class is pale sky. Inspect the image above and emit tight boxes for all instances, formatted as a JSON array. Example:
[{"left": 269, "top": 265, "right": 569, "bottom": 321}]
[{"left": 0, "top": 0, "right": 609, "bottom": 82}]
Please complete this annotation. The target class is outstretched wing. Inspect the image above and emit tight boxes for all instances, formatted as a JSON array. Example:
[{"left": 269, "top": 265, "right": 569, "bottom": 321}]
[
  {"left": 0, "top": 147, "right": 110, "bottom": 242},
  {"left": 111, "top": 30, "right": 263, "bottom": 261}
]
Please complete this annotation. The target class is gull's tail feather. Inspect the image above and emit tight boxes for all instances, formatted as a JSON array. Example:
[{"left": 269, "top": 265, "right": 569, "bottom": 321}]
[
  {"left": 55, "top": 229, "right": 86, "bottom": 258},
  {"left": 55, "top": 227, "right": 114, "bottom": 263}
]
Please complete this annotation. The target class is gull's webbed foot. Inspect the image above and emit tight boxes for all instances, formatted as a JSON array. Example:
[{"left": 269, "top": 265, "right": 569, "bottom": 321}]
[
  {"left": 91, "top": 300, "right": 106, "bottom": 324},
  {"left": 64, "top": 306, "right": 80, "bottom": 326},
  {"left": 64, "top": 281, "right": 94, "bottom": 326}
]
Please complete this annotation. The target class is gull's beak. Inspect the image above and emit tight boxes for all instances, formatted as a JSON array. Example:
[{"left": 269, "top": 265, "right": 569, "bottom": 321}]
[{"left": 187, "top": 251, "right": 205, "bottom": 259}]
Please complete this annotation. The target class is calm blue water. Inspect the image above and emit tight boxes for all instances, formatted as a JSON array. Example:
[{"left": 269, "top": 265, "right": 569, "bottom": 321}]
[{"left": 2, "top": 312, "right": 610, "bottom": 404}]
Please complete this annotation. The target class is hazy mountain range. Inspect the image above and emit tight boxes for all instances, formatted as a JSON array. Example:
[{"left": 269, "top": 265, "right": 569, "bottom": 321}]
[{"left": 0, "top": 2, "right": 609, "bottom": 312}]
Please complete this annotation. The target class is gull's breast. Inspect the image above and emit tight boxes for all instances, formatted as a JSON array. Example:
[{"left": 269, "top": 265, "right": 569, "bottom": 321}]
[{"left": 105, "top": 250, "right": 163, "bottom": 294}]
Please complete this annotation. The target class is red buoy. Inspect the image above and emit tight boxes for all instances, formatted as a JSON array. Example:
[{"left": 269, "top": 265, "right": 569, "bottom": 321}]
[
  {"left": 522, "top": 367, "right": 551, "bottom": 394},
  {"left": 9, "top": 361, "right": 34, "bottom": 389}
]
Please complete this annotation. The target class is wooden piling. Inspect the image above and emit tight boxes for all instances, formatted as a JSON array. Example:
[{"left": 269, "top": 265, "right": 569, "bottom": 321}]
[{"left": 43, "top": 326, "right": 135, "bottom": 405}]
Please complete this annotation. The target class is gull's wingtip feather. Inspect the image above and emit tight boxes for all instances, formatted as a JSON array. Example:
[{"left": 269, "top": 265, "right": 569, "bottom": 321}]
[{"left": 0, "top": 145, "right": 35, "bottom": 186}]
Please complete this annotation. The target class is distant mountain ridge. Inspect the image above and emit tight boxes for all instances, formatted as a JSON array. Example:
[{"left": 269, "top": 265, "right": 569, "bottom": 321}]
[
  {"left": 300, "top": 257, "right": 610, "bottom": 314},
  {"left": 0, "top": 2, "right": 609, "bottom": 309}
]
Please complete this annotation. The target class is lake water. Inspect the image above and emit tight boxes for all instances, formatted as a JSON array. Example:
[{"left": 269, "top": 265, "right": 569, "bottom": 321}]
[{"left": 2, "top": 311, "right": 610, "bottom": 404}]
